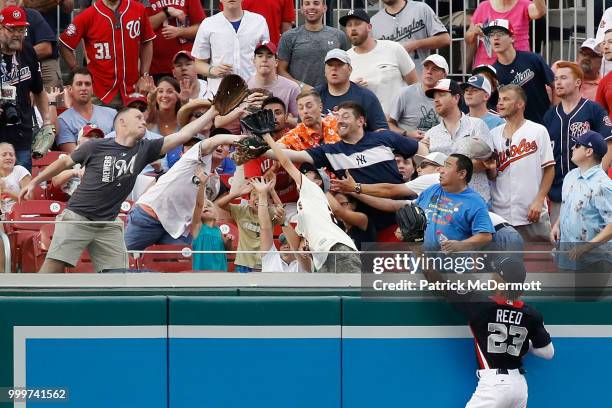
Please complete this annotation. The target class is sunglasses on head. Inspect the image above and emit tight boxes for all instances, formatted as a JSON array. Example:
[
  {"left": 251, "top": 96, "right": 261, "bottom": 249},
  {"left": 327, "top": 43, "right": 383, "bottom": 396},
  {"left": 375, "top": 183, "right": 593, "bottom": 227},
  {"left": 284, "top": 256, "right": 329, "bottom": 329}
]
[{"left": 505, "top": 138, "right": 511, "bottom": 156}]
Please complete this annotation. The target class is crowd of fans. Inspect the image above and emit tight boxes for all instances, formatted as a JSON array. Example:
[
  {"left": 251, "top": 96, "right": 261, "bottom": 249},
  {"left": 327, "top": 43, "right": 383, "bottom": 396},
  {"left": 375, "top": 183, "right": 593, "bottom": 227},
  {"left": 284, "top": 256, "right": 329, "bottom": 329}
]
[{"left": 0, "top": 0, "right": 610, "bottom": 273}]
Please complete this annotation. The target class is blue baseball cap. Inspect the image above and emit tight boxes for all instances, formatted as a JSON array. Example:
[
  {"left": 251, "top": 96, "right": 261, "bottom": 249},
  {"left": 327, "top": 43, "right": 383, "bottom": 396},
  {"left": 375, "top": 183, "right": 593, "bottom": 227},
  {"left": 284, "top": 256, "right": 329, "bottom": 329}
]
[
  {"left": 462, "top": 75, "right": 492, "bottom": 96},
  {"left": 574, "top": 130, "right": 608, "bottom": 159}
]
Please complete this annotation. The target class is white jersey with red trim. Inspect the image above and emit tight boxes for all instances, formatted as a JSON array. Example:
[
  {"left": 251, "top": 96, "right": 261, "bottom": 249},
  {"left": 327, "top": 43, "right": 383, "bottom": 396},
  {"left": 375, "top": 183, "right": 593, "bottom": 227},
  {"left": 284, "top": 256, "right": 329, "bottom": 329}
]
[
  {"left": 490, "top": 120, "right": 555, "bottom": 226},
  {"left": 59, "top": 0, "right": 156, "bottom": 104}
]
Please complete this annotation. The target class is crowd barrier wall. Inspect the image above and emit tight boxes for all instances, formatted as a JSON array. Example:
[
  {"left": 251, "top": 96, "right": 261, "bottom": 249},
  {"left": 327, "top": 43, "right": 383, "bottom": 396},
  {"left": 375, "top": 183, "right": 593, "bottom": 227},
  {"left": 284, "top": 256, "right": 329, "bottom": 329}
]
[{"left": 1, "top": 295, "right": 610, "bottom": 407}]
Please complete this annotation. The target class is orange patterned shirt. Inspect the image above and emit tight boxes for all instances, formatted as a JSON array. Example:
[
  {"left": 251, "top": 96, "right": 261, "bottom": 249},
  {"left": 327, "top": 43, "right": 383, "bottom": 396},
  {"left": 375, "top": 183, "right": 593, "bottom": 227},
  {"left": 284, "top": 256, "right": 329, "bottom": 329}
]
[{"left": 277, "top": 114, "right": 340, "bottom": 150}]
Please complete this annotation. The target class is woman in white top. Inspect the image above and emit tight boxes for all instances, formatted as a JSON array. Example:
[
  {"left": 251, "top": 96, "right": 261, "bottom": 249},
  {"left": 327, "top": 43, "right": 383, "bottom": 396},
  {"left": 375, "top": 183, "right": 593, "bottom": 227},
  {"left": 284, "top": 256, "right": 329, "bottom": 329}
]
[{"left": 0, "top": 143, "right": 32, "bottom": 219}]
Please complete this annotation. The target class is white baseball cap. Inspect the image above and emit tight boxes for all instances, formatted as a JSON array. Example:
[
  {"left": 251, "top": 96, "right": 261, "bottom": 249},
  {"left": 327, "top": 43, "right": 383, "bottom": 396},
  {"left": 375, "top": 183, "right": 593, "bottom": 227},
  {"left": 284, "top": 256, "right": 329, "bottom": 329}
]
[
  {"left": 422, "top": 54, "right": 449, "bottom": 74},
  {"left": 325, "top": 48, "right": 351, "bottom": 65},
  {"left": 580, "top": 38, "right": 602, "bottom": 56},
  {"left": 413, "top": 152, "right": 447, "bottom": 167},
  {"left": 462, "top": 75, "right": 492, "bottom": 96}
]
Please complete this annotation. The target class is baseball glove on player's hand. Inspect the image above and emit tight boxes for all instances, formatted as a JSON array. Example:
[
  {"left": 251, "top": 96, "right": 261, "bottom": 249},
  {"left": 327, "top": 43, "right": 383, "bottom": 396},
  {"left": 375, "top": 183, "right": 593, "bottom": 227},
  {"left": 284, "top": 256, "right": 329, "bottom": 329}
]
[
  {"left": 212, "top": 74, "right": 249, "bottom": 116},
  {"left": 240, "top": 109, "right": 276, "bottom": 135},
  {"left": 231, "top": 136, "right": 270, "bottom": 166},
  {"left": 31, "top": 124, "right": 56, "bottom": 159},
  {"left": 396, "top": 202, "right": 427, "bottom": 243},
  {"left": 23, "top": 0, "right": 58, "bottom": 13}
]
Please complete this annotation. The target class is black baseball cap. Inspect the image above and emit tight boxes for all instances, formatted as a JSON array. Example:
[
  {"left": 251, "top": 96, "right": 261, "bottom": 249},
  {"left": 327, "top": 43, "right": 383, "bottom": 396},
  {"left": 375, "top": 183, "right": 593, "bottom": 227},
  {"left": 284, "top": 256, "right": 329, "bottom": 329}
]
[{"left": 339, "top": 9, "right": 370, "bottom": 26}]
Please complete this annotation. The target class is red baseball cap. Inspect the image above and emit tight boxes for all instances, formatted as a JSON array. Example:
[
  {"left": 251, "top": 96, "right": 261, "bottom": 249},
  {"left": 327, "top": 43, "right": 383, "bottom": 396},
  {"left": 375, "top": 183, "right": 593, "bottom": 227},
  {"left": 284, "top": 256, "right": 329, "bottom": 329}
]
[
  {"left": 172, "top": 50, "right": 194, "bottom": 64},
  {"left": 78, "top": 124, "right": 105, "bottom": 139},
  {"left": 255, "top": 41, "right": 277, "bottom": 55},
  {"left": 0, "top": 6, "right": 29, "bottom": 27},
  {"left": 125, "top": 93, "right": 148, "bottom": 107}
]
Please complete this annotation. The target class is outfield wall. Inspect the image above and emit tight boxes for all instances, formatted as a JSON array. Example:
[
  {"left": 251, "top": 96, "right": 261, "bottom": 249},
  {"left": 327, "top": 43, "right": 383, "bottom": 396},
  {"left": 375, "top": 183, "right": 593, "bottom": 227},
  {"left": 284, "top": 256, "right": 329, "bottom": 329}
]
[{"left": 1, "top": 295, "right": 611, "bottom": 408}]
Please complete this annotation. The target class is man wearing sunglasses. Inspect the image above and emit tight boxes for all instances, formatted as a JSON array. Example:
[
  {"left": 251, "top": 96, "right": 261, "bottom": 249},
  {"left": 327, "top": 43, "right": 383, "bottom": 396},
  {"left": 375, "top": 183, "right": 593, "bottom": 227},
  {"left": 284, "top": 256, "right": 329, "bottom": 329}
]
[
  {"left": 489, "top": 84, "right": 555, "bottom": 243},
  {"left": 551, "top": 130, "right": 612, "bottom": 273}
]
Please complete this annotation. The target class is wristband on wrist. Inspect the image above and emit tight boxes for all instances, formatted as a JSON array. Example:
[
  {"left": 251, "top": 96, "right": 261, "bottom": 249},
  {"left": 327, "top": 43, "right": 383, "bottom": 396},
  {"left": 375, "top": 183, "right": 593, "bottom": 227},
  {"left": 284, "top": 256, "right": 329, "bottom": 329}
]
[
  {"left": 208, "top": 65, "right": 215, "bottom": 78},
  {"left": 49, "top": 101, "right": 57, "bottom": 106}
]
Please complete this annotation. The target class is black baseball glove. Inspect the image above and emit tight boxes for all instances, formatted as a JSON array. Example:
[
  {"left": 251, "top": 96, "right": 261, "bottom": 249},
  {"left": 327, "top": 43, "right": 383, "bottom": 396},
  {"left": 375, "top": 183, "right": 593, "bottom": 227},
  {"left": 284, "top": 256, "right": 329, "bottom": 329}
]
[
  {"left": 240, "top": 109, "right": 276, "bottom": 135},
  {"left": 396, "top": 203, "right": 427, "bottom": 243},
  {"left": 231, "top": 136, "right": 270, "bottom": 166},
  {"left": 212, "top": 74, "right": 249, "bottom": 116}
]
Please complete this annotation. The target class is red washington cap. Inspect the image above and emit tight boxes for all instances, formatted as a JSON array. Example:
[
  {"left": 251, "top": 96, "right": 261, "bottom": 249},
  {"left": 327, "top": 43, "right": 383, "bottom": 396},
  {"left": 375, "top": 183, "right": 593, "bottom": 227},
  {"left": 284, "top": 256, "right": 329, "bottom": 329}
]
[{"left": 0, "top": 6, "right": 29, "bottom": 27}]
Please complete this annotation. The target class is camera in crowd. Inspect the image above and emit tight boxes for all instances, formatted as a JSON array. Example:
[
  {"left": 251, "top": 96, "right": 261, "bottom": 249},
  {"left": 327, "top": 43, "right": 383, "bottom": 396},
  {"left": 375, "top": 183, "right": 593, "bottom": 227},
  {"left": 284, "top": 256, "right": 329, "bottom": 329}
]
[{"left": 0, "top": 85, "right": 21, "bottom": 126}]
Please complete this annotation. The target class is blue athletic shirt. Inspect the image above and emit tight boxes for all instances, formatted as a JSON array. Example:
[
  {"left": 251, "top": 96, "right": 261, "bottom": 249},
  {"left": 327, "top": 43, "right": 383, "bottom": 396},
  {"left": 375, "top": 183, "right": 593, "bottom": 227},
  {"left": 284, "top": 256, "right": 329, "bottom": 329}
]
[
  {"left": 494, "top": 51, "right": 554, "bottom": 124},
  {"left": 415, "top": 184, "right": 495, "bottom": 250},
  {"left": 542, "top": 98, "right": 612, "bottom": 202}
]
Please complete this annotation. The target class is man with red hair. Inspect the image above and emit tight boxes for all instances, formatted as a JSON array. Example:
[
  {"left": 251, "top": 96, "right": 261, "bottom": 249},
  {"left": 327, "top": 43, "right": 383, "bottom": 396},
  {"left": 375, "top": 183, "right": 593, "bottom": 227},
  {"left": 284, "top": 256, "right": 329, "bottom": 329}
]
[{"left": 543, "top": 61, "right": 612, "bottom": 223}]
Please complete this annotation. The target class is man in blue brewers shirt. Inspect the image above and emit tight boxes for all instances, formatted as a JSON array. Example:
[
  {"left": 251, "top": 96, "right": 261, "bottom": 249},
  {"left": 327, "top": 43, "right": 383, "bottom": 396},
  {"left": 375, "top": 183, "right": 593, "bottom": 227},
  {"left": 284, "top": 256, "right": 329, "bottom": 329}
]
[
  {"left": 416, "top": 153, "right": 494, "bottom": 252},
  {"left": 265, "top": 101, "right": 426, "bottom": 241},
  {"left": 542, "top": 61, "right": 612, "bottom": 224},
  {"left": 551, "top": 131, "right": 612, "bottom": 272}
]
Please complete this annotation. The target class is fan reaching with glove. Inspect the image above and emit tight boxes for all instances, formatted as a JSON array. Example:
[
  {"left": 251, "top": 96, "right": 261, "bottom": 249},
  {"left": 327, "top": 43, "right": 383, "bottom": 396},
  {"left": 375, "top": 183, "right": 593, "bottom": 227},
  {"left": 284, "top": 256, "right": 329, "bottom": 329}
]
[{"left": 231, "top": 109, "right": 276, "bottom": 165}]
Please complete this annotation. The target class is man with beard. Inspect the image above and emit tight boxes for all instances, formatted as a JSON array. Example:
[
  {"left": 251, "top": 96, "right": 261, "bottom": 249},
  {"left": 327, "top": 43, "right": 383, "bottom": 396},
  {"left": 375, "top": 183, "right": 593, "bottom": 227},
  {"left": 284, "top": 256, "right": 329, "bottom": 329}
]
[
  {"left": 489, "top": 85, "right": 555, "bottom": 242},
  {"left": 0, "top": 6, "right": 51, "bottom": 171},
  {"left": 342, "top": 9, "right": 417, "bottom": 117},
  {"left": 56, "top": 67, "right": 117, "bottom": 153},
  {"left": 487, "top": 19, "right": 555, "bottom": 124},
  {"left": 277, "top": 0, "right": 349, "bottom": 89},
  {"left": 423, "top": 78, "right": 493, "bottom": 204},
  {"left": 59, "top": 0, "right": 156, "bottom": 109},
  {"left": 370, "top": 0, "right": 450, "bottom": 75},
  {"left": 576, "top": 39, "right": 603, "bottom": 101},
  {"left": 542, "top": 61, "right": 612, "bottom": 224},
  {"left": 388, "top": 54, "right": 447, "bottom": 139}
]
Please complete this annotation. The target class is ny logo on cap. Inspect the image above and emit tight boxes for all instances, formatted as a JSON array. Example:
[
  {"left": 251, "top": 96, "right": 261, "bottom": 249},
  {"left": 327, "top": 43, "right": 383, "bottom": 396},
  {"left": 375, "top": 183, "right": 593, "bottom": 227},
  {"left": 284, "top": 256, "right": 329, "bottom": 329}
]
[{"left": 348, "top": 10, "right": 354, "bottom": 15}]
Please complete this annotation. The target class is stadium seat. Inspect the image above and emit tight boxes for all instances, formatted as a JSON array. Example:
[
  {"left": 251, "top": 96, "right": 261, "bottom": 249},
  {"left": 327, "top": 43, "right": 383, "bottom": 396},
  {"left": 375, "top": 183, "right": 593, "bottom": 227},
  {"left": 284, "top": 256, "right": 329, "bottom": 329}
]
[
  {"left": 20, "top": 224, "right": 55, "bottom": 273},
  {"left": 137, "top": 244, "right": 193, "bottom": 272},
  {"left": 6, "top": 200, "right": 65, "bottom": 272}
]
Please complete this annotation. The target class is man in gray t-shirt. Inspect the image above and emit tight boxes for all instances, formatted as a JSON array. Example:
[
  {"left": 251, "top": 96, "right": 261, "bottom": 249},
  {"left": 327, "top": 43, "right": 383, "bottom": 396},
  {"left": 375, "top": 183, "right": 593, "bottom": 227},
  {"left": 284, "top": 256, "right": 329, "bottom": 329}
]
[
  {"left": 277, "top": 0, "right": 349, "bottom": 88},
  {"left": 389, "top": 54, "right": 448, "bottom": 139},
  {"left": 371, "top": 0, "right": 450, "bottom": 74}
]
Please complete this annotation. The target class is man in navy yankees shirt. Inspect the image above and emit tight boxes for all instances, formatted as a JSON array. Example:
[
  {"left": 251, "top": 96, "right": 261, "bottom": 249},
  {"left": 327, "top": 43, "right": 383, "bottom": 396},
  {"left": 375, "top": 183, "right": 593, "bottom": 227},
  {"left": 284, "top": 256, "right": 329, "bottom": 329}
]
[
  {"left": 542, "top": 61, "right": 612, "bottom": 224},
  {"left": 264, "top": 101, "right": 427, "bottom": 241}
]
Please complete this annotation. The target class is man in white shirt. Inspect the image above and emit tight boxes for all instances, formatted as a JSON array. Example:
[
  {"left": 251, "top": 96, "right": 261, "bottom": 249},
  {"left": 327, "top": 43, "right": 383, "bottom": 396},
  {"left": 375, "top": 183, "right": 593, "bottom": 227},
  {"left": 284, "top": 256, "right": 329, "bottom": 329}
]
[
  {"left": 261, "top": 132, "right": 361, "bottom": 273},
  {"left": 341, "top": 9, "right": 417, "bottom": 116},
  {"left": 172, "top": 50, "right": 213, "bottom": 104},
  {"left": 124, "top": 103, "right": 243, "bottom": 250},
  {"left": 489, "top": 84, "right": 555, "bottom": 242},
  {"left": 252, "top": 177, "right": 309, "bottom": 273},
  {"left": 423, "top": 78, "right": 493, "bottom": 204},
  {"left": 192, "top": 0, "right": 269, "bottom": 93}
]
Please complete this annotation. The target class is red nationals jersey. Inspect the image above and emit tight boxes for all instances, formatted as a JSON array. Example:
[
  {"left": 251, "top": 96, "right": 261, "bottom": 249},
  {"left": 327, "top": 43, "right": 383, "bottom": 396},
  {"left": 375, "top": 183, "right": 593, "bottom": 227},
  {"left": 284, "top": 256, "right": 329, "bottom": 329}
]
[
  {"left": 145, "top": 0, "right": 206, "bottom": 75},
  {"left": 59, "top": 0, "right": 156, "bottom": 104}
]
